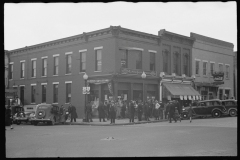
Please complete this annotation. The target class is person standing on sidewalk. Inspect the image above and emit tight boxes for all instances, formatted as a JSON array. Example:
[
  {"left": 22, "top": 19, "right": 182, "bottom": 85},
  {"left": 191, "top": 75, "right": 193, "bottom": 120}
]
[
  {"left": 86, "top": 101, "right": 93, "bottom": 122},
  {"left": 121, "top": 100, "right": 126, "bottom": 119},
  {"left": 168, "top": 101, "right": 176, "bottom": 123},
  {"left": 129, "top": 100, "right": 135, "bottom": 123},
  {"left": 5, "top": 105, "right": 13, "bottom": 130},
  {"left": 70, "top": 103, "right": 78, "bottom": 124},
  {"left": 109, "top": 101, "right": 117, "bottom": 124},
  {"left": 98, "top": 101, "right": 106, "bottom": 122},
  {"left": 103, "top": 100, "right": 109, "bottom": 121},
  {"left": 154, "top": 100, "right": 160, "bottom": 120},
  {"left": 143, "top": 101, "right": 150, "bottom": 121},
  {"left": 137, "top": 100, "right": 143, "bottom": 121},
  {"left": 159, "top": 101, "right": 164, "bottom": 120},
  {"left": 188, "top": 103, "right": 193, "bottom": 123}
]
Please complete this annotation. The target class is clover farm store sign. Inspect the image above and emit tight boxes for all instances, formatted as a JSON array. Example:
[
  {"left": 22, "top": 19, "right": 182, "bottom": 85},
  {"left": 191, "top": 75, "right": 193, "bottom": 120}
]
[
  {"left": 213, "top": 72, "right": 224, "bottom": 85},
  {"left": 120, "top": 68, "right": 157, "bottom": 77}
]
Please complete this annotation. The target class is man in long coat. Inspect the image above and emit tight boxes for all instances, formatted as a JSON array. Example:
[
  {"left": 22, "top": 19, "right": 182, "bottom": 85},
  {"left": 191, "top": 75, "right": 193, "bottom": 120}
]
[
  {"left": 98, "top": 101, "right": 106, "bottom": 122},
  {"left": 168, "top": 101, "right": 176, "bottom": 123},
  {"left": 129, "top": 100, "right": 135, "bottom": 123},
  {"left": 109, "top": 101, "right": 117, "bottom": 124},
  {"left": 86, "top": 101, "right": 93, "bottom": 122},
  {"left": 137, "top": 100, "right": 143, "bottom": 121},
  {"left": 70, "top": 103, "right": 78, "bottom": 123},
  {"left": 143, "top": 101, "right": 150, "bottom": 121},
  {"left": 159, "top": 101, "right": 164, "bottom": 120}
]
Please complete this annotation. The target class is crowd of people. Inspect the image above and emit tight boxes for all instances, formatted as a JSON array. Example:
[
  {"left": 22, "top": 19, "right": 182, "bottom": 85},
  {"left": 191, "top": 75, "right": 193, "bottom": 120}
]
[{"left": 84, "top": 98, "right": 187, "bottom": 124}]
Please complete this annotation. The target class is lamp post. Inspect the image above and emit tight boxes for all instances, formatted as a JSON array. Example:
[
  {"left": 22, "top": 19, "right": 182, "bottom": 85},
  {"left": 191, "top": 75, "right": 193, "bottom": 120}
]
[
  {"left": 141, "top": 71, "right": 146, "bottom": 102},
  {"left": 83, "top": 72, "right": 88, "bottom": 120}
]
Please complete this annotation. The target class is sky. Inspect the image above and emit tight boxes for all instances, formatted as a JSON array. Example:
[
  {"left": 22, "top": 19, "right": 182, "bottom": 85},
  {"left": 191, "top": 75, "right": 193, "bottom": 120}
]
[{"left": 4, "top": 2, "right": 237, "bottom": 51}]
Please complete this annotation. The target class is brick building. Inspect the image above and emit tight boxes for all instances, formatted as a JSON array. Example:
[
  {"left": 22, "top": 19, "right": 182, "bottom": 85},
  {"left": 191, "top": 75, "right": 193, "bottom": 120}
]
[
  {"left": 190, "top": 33, "right": 235, "bottom": 100},
  {"left": 7, "top": 26, "right": 234, "bottom": 118}
]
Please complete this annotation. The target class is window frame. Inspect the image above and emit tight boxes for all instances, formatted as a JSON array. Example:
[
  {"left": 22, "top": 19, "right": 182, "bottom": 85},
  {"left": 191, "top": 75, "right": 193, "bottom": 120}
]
[
  {"left": 149, "top": 51, "right": 156, "bottom": 71},
  {"left": 41, "top": 83, "right": 47, "bottom": 103},
  {"left": 120, "top": 49, "right": 128, "bottom": 68},
  {"left": 210, "top": 61, "right": 215, "bottom": 77},
  {"left": 31, "top": 84, "right": 36, "bottom": 104},
  {"left": 53, "top": 82, "right": 59, "bottom": 104},
  {"left": 202, "top": 60, "right": 208, "bottom": 76},
  {"left": 31, "top": 58, "right": 37, "bottom": 78},
  {"left": 20, "top": 60, "right": 25, "bottom": 79},
  {"left": 79, "top": 49, "right": 87, "bottom": 73},
  {"left": 195, "top": 59, "right": 201, "bottom": 76},
  {"left": 95, "top": 49, "right": 102, "bottom": 72},
  {"left": 9, "top": 62, "right": 14, "bottom": 80},
  {"left": 65, "top": 81, "right": 72, "bottom": 104},
  {"left": 65, "top": 52, "right": 72, "bottom": 75},
  {"left": 53, "top": 54, "right": 59, "bottom": 76},
  {"left": 183, "top": 53, "right": 189, "bottom": 76},
  {"left": 218, "top": 63, "right": 223, "bottom": 72},
  {"left": 136, "top": 50, "right": 142, "bottom": 70},
  {"left": 225, "top": 64, "right": 230, "bottom": 79},
  {"left": 41, "top": 57, "right": 48, "bottom": 77}
]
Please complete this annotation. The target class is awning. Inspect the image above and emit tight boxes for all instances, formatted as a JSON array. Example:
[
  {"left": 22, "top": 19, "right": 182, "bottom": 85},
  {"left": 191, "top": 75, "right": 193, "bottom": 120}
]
[{"left": 163, "top": 83, "right": 200, "bottom": 98}]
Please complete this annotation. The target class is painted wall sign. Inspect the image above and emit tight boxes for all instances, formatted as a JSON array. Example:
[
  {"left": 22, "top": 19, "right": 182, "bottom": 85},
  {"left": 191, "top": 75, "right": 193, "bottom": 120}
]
[
  {"left": 213, "top": 72, "right": 224, "bottom": 81},
  {"left": 120, "top": 68, "right": 157, "bottom": 76}
]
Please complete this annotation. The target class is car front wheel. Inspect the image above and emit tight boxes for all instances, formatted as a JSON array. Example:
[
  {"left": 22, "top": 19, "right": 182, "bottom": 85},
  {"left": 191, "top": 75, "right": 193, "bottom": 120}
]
[
  {"left": 229, "top": 109, "right": 237, "bottom": 117},
  {"left": 212, "top": 110, "right": 221, "bottom": 118}
]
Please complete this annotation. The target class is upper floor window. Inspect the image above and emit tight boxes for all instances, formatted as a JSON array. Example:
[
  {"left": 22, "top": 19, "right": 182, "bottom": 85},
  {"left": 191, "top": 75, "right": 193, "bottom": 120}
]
[
  {"left": 149, "top": 52, "right": 156, "bottom": 71},
  {"left": 195, "top": 60, "right": 200, "bottom": 75},
  {"left": 173, "top": 51, "right": 180, "bottom": 75},
  {"left": 53, "top": 55, "right": 59, "bottom": 75},
  {"left": 80, "top": 50, "right": 86, "bottom": 72},
  {"left": 162, "top": 50, "right": 169, "bottom": 74},
  {"left": 210, "top": 62, "right": 215, "bottom": 76},
  {"left": 53, "top": 83, "right": 59, "bottom": 103},
  {"left": 120, "top": 49, "right": 128, "bottom": 68},
  {"left": 31, "top": 59, "right": 36, "bottom": 78},
  {"left": 225, "top": 64, "right": 230, "bottom": 79},
  {"left": 183, "top": 53, "right": 189, "bottom": 76},
  {"left": 136, "top": 50, "right": 142, "bottom": 69},
  {"left": 9, "top": 63, "right": 13, "bottom": 80},
  {"left": 20, "top": 61, "right": 25, "bottom": 78},
  {"left": 66, "top": 82, "right": 72, "bottom": 103},
  {"left": 203, "top": 61, "right": 208, "bottom": 76},
  {"left": 31, "top": 84, "right": 36, "bottom": 103},
  {"left": 66, "top": 53, "right": 72, "bottom": 74},
  {"left": 41, "top": 84, "right": 47, "bottom": 103},
  {"left": 219, "top": 63, "right": 223, "bottom": 72},
  {"left": 42, "top": 57, "right": 47, "bottom": 77},
  {"left": 95, "top": 49, "right": 102, "bottom": 71}
]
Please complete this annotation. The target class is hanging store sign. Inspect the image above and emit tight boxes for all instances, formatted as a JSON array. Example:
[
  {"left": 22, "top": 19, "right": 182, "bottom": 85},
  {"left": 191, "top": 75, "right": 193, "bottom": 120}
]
[
  {"left": 120, "top": 68, "right": 157, "bottom": 77},
  {"left": 213, "top": 72, "right": 224, "bottom": 84}
]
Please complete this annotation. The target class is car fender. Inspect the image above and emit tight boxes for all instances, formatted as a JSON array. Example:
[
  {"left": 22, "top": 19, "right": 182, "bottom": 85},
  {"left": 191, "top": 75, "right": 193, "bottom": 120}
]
[
  {"left": 211, "top": 108, "right": 223, "bottom": 114},
  {"left": 227, "top": 108, "right": 237, "bottom": 114}
]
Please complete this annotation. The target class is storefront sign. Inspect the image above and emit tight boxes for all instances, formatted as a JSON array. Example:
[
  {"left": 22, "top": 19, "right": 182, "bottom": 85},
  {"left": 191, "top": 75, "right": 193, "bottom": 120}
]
[
  {"left": 120, "top": 68, "right": 157, "bottom": 76},
  {"left": 213, "top": 71, "right": 224, "bottom": 82}
]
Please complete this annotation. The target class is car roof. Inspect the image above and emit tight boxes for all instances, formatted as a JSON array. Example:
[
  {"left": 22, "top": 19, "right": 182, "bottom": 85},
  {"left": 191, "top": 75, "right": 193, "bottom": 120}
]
[
  {"left": 221, "top": 99, "right": 236, "bottom": 102},
  {"left": 198, "top": 99, "right": 221, "bottom": 103}
]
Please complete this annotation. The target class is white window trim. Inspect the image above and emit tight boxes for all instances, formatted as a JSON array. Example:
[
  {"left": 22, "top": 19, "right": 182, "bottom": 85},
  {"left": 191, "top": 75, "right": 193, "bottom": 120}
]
[
  {"left": 19, "top": 85, "right": 25, "bottom": 87},
  {"left": 13, "top": 85, "right": 18, "bottom": 88},
  {"left": 31, "top": 84, "right": 37, "bottom": 86},
  {"left": 41, "top": 76, "right": 47, "bottom": 78},
  {"left": 218, "top": 63, "right": 224, "bottom": 65},
  {"left": 31, "top": 58, "right": 37, "bottom": 61},
  {"left": 20, "top": 60, "right": 25, "bottom": 63},
  {"left": 41, "top": 56, "right": 48, "bottom": 59},
  {"left": 79, "top": 49, "right": 87, "bottom": 52},
  {"left": 53, "top": 82, "right": 59, "bottom": 84},
  {"left": 202, "top": 60, "right": 208, "bottom": 62},
  {"left": 210, "top": 62, "right": 215, "bottom": 77},
  {"left": 195, "top": 59, "right": 201, "bottom": 61},
  {"left": 41, "top": 83, "right": 47, "bottom": 85},
  {"left": 65, "top": 52, "right": 73, "bottom": 55},
  {"left": 9, "top": 62, "right": 14, "bottom": 64},
  {"left": 65, "top": 73, "right": 72, "bottom": 75},
  {"left": 65, "top": 81, "right": 72, "bottom": 84},
  {"left": 210, "top": 61, "right": 215, "bottom": 64},
  {"left": 94, "top": 46, "right": 103, "bottom": 50},
  {"left": 195, "top": 59, "right": 200, "bottom": 76},
  {"left": 53, "top": 75, "right": 59, "bottom": 76},
  {"left": 53, "top": 54, "right": 59, "bottom": 57},
  {"left": 94, "top": 71, "right": 102, "bottom": 73},
  {"left": 148, "top": 50, "right": 157, "bottom": 53},
  {"left": 225, "top": 64, "right": 230, "bottom": 66},
  {"left": 52, "top": 103, "right": 59, "bottom": 104}
]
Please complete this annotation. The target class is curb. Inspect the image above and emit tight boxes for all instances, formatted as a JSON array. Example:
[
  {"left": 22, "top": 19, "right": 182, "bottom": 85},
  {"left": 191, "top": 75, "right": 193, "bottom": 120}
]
[{"left": 66, "top": 119, "right": 169, "bottom": 126}]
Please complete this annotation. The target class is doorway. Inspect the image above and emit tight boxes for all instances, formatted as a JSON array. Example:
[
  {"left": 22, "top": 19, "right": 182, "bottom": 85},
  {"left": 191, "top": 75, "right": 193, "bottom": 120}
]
[{"left": 20, "top": 86, "right": 24, "bottom": 105}]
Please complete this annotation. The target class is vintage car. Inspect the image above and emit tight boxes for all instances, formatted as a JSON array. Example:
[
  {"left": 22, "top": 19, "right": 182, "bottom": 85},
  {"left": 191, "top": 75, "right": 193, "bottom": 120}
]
[
  {"left": 181, "top": 99, "right": 227, "bottom": 119},
  {"left": 221, "top": 99, "right": 237, "bottom": 117},
  {"left": 13, "top": 105, "right": 37, "bottom": 125},
  {"left": 31, "top": 103, "right": 67, "bottom": 125}
]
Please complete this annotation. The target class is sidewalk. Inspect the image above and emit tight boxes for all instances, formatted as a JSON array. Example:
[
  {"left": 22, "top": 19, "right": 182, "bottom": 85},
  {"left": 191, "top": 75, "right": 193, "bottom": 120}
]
[{"left": 66, "top": 117, "right": 169, "bottom": 126}]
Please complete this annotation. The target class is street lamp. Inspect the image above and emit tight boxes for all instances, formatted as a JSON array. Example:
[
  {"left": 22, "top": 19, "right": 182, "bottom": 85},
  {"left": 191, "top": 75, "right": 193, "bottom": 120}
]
[
  {"left": 83, "top": 72, "right": 88, "bottom": 121},
  {"left": 141, "top": 71, "right": 146, "bottom": 102}
]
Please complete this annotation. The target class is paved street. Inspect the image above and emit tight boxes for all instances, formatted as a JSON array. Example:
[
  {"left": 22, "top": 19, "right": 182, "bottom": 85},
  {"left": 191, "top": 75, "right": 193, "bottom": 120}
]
[{"left": 5, "top": 117, "right": 237, "bottom": 157}]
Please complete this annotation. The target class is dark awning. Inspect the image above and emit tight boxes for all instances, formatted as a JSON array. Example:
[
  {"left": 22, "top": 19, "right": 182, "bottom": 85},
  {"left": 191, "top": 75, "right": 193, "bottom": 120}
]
[{"left": 163, "top": 83, "right": 200, "bottom": 97}]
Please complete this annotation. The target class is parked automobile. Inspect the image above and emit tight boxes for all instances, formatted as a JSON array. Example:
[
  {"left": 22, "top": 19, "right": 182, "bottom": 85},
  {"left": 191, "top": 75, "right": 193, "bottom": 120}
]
[
  {"left": 31, "top": 103, "right": 68, "bottom": 125},
  {"left": 181, "top": 99, "right": 227, "bottom": 119},
  {"left": 13, "top": 105, "right": 37, "bottom": 125},
  {"left": 221, "top": 99, "right": 237, "bottom": 117}
]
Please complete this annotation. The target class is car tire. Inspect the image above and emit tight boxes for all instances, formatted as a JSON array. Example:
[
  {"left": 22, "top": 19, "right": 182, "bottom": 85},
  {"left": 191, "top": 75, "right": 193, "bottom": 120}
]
[
  {"left": 229, "top": 109, "right": 237, "bottom": 117},
  {"left": 212, "top": 110, "right": 221, "bottom": 118}
]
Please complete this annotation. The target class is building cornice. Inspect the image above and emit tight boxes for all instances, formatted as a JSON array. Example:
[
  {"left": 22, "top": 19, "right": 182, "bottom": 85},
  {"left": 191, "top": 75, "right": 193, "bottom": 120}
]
[{"left": 190, "top": 32, "right": 234, "bottom": 48}]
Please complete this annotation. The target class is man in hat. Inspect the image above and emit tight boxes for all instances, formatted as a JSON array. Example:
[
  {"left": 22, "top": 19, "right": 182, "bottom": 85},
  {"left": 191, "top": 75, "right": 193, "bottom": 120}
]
[{"left": 168, "top": 101, "right": 176, "bottom": 123}]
